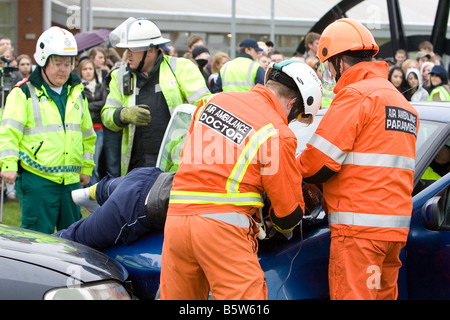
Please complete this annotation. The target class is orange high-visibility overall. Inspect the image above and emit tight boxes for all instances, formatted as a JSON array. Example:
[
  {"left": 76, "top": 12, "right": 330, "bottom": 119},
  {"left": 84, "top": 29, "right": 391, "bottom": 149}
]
[
  {"left": 298, "top": 62, "right": 419, "bottom": 300},
  {"left": 160, "top": 84, "right": 305, "bottom": 300}
]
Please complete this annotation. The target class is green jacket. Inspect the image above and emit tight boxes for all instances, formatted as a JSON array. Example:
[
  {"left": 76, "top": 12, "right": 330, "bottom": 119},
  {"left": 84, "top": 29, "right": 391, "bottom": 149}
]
[
  {"left": 0, "top": 68, "right": 96, "bottom": 184},
  {"left": 102, "top": 55, "right": 210, "bottom": 176}
]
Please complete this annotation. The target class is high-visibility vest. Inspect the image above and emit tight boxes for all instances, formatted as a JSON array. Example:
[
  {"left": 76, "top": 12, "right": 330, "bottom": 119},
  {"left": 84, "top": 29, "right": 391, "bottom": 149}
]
[
  {"left": 321, "top": 87, "right": 334, "bottom": 109},
  {"left": 0, "top": 72, "right": 96, "bottom": 184},
  {"left": 168, "top": 84, "right": 305, "bottom": 232},
  {"left": 101, "top": 55, "right": 211, "bottom": 176},
  {"left": 220, "top": 57, "right": 261, "bottom": 92},
  {"left": 421, "top": 166, "right": 441, "bottom": 181},
  {"left": 428, "top": 86, "right": 450, "bottom": 101},
  {"left": 298, "top": 61, "right": 419, "bottom": 242}
]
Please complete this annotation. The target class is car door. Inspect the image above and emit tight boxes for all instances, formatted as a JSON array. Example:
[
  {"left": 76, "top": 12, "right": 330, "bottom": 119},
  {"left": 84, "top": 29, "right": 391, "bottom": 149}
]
[{"left": 403, "top": 127, "right": 450, "bottom": 299}]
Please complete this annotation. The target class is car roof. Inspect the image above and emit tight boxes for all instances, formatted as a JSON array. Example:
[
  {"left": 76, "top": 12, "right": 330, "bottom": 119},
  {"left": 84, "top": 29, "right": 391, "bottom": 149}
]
[{"left": 411, "top": 101, "right": 450, "bottom": 123}]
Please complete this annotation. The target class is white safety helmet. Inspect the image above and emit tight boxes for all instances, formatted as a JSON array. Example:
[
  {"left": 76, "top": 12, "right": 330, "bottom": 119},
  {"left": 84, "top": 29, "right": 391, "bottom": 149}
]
[
  {"left": 110, "top": 17, "right": 170, "bottom": 52},
  {"left": 34, "top": 26, "right": 78, "bottom": 67},
  {"left": 265, "top": 60, "right": 323, "bottom": 125}
]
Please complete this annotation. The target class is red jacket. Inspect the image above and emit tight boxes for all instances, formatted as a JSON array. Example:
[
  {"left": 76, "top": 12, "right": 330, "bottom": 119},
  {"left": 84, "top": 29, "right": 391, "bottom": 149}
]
[
  {"left": 169, "top": 84, "right": 304, "bottom": 232},
  {"left": 298, "top": 61, "right": 419, "bottom": 242}
]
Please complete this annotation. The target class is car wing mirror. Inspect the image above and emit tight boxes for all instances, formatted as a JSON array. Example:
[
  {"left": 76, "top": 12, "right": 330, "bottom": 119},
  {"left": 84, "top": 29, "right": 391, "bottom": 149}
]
[{"left": 421, "top": 196, "right": 450, "bottom": 231}]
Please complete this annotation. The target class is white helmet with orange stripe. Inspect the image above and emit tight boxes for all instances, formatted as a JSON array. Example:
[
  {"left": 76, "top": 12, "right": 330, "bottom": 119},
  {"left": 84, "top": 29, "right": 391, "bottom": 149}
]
[{"left": 34, "top": 26, "right": 78, "bottom": 68}]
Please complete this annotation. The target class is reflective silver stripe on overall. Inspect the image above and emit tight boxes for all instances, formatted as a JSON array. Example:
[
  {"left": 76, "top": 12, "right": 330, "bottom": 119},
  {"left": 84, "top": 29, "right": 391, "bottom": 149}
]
[
  {"left": 328, "top": 211, "right": 411, "bottom": 229},
  {"left": 308, "top": 133, "right": 415, "bottom": 170},
  {"left": 200, "top": 212, "right": 250, "bottom": 228}
]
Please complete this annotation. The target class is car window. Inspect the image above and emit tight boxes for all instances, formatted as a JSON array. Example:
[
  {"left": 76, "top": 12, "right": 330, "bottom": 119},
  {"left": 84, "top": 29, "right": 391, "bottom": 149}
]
[{"left": 416, "top": 120, "right": 448, "bottom": 161}]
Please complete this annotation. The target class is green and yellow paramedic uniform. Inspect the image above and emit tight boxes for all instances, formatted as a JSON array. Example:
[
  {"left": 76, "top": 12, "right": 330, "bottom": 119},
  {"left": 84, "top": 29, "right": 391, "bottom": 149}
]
[{"left": 0, "top": 68, "right": 96, "bottom": 233}]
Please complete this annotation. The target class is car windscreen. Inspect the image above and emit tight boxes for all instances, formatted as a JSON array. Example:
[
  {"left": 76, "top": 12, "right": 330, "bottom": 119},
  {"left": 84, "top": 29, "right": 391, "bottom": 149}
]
[{"left": 416, "top": 119, "right": 448, "bottom": 161}]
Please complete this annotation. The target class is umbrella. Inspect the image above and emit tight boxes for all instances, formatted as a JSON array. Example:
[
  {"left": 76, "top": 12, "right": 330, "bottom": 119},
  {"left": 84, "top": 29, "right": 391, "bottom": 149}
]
[{"left": 74, "top": 29, "right": 111, "bottom": 52}]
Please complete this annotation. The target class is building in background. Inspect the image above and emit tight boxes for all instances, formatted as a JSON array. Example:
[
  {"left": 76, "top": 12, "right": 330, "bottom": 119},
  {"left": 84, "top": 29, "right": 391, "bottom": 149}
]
[{"left": 1, "top": 0, "right": 448, "bottom": 61}]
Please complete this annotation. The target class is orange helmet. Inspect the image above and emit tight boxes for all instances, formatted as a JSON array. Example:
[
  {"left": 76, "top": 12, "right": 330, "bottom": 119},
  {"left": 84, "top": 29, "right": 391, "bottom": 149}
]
[{"left": 317, "top": 18, "right": 379, "bottom": 63}]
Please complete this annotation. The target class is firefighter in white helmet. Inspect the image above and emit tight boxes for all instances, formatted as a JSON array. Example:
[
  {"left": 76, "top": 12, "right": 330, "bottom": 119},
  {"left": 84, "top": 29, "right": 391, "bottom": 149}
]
[
  {"left": 102, "top": 17, "right": 211, "bottom": 176},
  {"left": 0, "top": 26, "right": 96, "bottom": 233}
]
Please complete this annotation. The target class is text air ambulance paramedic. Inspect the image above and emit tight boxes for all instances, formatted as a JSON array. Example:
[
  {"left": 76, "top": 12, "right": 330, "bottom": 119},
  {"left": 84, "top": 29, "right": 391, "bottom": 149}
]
[{"left": 297, "top": 18, "right": 419, "bottom": 300}]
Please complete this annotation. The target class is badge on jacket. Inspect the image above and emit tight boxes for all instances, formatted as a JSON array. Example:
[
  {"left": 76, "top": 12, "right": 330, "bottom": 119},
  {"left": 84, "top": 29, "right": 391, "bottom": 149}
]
[{"left": 198, "top": 103, "right": 253, "bottom": 145}]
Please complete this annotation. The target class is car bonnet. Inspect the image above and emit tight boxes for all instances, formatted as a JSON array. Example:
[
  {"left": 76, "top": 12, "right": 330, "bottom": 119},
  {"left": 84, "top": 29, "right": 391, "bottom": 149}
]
[{"left": 0, "top": 224, "right": 128, "bottom": 284}]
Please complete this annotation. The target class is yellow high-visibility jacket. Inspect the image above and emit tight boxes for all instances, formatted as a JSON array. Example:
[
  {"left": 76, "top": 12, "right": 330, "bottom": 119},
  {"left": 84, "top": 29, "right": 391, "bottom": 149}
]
[
  {"left": 0, "top": 69, "right": 96, "bottom": 185},
  {"left": 101, "top": 55, "right": 211, "bottom": 176},
  {"left": 220, "top": 56, "right": 263, "bottom": 92}
]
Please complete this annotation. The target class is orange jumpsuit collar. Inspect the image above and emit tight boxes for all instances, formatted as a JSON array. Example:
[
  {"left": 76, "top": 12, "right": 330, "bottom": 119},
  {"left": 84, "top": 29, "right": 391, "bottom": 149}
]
[{"left": 334, "top": 61, "right": 389, "bottom": 94}]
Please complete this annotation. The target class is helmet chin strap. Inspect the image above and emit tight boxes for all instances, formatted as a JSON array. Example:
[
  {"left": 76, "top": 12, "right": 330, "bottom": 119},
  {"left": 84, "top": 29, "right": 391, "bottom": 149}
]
[
  {"left": 330, "top": 56, "right": 343, "bottom": 82},
  {"left": 129, "top": 50, "right": 148, "bottom": 73},
  {"left": 42, "top": 66, "right": 58, "bottom": 87},
  {"left": 287, "top": 92, "right": 305, "bottom": 123}
]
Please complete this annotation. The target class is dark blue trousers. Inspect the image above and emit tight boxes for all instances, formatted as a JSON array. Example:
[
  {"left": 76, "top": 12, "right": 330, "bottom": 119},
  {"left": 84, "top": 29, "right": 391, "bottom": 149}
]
[{"left": 54, "top": 167, "right": 163, "bottom": 250}]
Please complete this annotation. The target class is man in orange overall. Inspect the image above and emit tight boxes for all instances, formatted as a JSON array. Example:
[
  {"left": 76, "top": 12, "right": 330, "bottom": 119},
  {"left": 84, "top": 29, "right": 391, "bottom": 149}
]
[
  {"left": 297, "top": 18, "right": 419, "bottom": 300},
  {"left": 160, "top": 60, "right": 323, "bottom": 300}
]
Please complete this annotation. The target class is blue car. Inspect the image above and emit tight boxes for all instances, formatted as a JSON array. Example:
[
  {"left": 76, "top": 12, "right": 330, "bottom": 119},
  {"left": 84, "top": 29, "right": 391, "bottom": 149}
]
[{"left": 104, "top": 101, "right": 450, "bottom": 300}]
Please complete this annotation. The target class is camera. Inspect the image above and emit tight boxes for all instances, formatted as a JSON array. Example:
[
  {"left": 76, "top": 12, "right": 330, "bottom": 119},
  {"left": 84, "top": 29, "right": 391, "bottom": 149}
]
[
  {"left": 1, "top": 56, "right": 19, "bottom": 106},
  {"left": 123, "top": 71, "right": 134, "bottom": 95}
]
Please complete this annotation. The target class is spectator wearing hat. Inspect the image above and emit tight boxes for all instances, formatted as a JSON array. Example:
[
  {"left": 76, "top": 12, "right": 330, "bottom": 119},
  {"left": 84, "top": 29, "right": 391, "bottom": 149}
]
[
  {"left": 418, "top": 40, "right": 443, "bottom": 66},
  {"left": 192, "top": 46, "right": 211, "bottom": 86},
  {"left": 428, "top": 65, "right": 450, "bottom": 101},
  {"left": 416, "top": 51, "right": 431, "bottom": 70},
  {"left": 384, "top": 57, "right": 396, "bottom": 70},
  {"left": 160, "top": 43, "right": 170, "bottom": 55},
  {"left": 211, "top": 38, "right": 265, "bottom": 93}
]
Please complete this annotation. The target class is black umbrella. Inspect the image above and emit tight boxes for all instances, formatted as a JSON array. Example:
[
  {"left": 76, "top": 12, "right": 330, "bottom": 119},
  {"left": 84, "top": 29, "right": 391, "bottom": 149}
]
[{"left": 75, "top": 29, "right": 111, "bottom": 52}]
